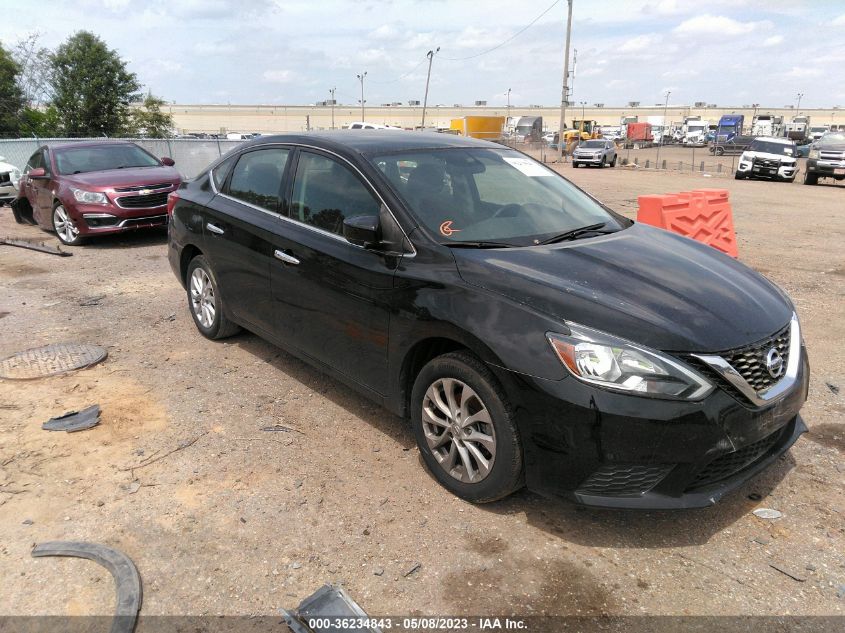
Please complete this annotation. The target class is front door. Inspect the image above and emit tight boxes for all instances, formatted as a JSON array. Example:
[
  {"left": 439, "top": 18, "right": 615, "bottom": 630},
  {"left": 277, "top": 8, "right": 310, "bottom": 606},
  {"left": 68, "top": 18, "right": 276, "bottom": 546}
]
[
  {"left": 203, "top": 146, "right": 292, "bottom": 334},
  {"left": 271, "top": 149, "right": 400, "bottom": 395}
]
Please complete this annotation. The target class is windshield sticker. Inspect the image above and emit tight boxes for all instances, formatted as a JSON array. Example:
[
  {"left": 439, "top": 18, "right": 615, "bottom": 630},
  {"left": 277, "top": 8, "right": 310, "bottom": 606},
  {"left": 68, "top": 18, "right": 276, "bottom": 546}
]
[
  {"left": 439, "top": 220, "right": 461, "bottom": 237},
  {"left": 502, "top": 156, "right": 554, "bottom": 177}
]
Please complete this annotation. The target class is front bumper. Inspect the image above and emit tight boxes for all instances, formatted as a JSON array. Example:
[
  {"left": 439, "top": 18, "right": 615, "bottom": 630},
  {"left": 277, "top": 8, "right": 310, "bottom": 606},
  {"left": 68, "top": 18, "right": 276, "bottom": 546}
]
[
  {"left": 806, "top": 158, "right": 845, "bottom": 179},
  {"left": 0, "top": 184, "right": 17, "bottom": 203},
  {"left": 501, "top": 345, "right": 809, "bottom": 509},
  {"left": 737, "top": 161, "right": 797, "bottom": 180},
  {"left": 573, "top": 154, "right": 605, "bottom": 164},
  {"left": 67, "top": 202, "right": 168, "bottom": 235}
]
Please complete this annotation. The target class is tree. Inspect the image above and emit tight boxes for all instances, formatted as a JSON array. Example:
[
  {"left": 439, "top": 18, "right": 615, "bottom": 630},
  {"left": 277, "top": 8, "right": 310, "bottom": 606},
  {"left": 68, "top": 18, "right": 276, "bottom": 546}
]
[
  {"left": 50, "top": 31, "right": 141, "bottom": 137},
  {"left": 0, "top": 44, "right": 25, "bottom": 137},
  {"left": 129, "top": 93, "right": 175, "bottom": 138},
  {"left": 12, "top": 32, "right": 53, "bottom": 106},
  {"left": 19, "top": 106, "right": 63, "bottom": 138}
]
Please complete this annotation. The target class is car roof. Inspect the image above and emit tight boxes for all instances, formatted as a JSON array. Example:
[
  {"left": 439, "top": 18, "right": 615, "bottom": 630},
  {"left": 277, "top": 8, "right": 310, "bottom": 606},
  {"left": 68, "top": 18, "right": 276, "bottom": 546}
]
[
  {"left": 242, "top": 130, "right": 502, "bottom": 156},
  {"left": 43, "top": 140, "right": 139, "bottom": 152}
]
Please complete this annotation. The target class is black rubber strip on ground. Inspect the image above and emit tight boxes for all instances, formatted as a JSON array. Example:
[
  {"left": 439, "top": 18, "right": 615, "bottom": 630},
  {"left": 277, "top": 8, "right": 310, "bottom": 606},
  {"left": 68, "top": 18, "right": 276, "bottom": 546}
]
[
  {"left": 42, "top": 405, "right": 101, "bottom": 432},
  {"left": 31, "top": 541, "right": 142, "bottom": 633}
]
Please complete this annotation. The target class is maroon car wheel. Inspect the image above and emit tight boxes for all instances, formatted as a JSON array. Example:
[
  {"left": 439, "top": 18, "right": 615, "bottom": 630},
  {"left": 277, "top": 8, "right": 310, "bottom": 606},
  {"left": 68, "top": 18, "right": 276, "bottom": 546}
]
[{"left": 52, "top": 204, "right": 85, "bottom": 246}]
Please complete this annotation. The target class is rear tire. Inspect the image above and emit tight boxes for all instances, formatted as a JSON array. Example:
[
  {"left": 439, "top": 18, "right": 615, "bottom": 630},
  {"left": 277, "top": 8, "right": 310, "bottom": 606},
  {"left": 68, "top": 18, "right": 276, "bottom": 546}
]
[
  {"left": 186, "top": 255, "right": 241, "bottom": 340},
  {"left": 715, "top": 147, "right": 725, "bottom": 156},
  {"left": 803, "top": 171, "right": 818, "bottom": 186},
  {"left": 410, "top": 351, "right": 523, "bottom": 503}
]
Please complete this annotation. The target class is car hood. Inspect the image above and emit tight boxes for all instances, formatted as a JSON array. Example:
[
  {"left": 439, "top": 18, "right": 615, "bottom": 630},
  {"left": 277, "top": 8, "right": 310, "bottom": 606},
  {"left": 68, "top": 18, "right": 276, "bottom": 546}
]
[
  {"left": 63, "top": 166, "right": 181, "bottom": 189},
  {"left": 452, "top": 223, "right": 793, "bottom": 353},
  {"left": 741, "top": 150, "right": 795, "bottom": 162},
  {"left": 815, "top": 143, "right": 845, "bottom": 151}
]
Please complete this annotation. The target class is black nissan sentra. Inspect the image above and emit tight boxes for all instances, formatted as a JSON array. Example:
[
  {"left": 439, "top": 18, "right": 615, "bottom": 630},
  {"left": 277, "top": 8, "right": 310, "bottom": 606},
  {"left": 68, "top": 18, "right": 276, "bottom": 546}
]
[{"left": 167, "top": 132, "right": 808, "bottom": 509}]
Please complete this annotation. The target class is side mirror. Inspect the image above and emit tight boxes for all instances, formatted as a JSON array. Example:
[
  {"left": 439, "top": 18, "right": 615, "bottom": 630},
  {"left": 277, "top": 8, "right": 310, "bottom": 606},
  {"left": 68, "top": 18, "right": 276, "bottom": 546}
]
[
  {"left": 161, "top": 157, "right": 175, "bottom": 166},
  {"left": 28, "top": 167, "right": 47, "bottom": 179},
  {"left": 343, "top": 215, "right": 380, "bottom": 248}
]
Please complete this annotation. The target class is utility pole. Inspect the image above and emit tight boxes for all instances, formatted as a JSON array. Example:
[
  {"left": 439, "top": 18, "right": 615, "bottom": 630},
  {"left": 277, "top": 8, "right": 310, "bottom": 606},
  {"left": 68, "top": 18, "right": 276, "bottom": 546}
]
[
  {"left": 796, "top": 92, "right": 804, "bottom": 112},
  {"left": 656, "top": 89, "right": 670, "bottom": 169},
  {"left": 357, "top": 72, "right": 367, "bottom": 122},
  {"left": 421, "top": 47, "right": 439, "bottom": 129},
  {"left": 506, "top": 88, "right": 511, "bottom": 120},
  {"left": 329, "top": 87, "right": 336, "bottom": 129},
  {"left": 557, "top": 0, "right": 574, "bottom": 162},
  {"left": 570, "top": 48, "right": 578, "bottom": 104}
]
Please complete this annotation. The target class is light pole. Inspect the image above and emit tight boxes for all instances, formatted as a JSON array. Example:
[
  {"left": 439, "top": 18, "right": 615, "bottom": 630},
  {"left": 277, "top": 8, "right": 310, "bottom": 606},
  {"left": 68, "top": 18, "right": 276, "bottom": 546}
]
[
  {"left": 329, "top": 87, "right": 336, "bottom": 129},
  {"left": 506, "top": 87, "right": 511, "bottom": 121},
  {"left": 557, "top": 0, "right": 574, "bottom": 162},
  {"left": 796, "top": 92, "right": 804, "bottom": 112},
  {"left": 656, "top": 90, "right": 670, "bottom": 169},
  {"left": 421, "top": 47, "right": 439, "bottom": 129},
  {"left": 357, "top": 72, "right": 367, "bottom": 122}
]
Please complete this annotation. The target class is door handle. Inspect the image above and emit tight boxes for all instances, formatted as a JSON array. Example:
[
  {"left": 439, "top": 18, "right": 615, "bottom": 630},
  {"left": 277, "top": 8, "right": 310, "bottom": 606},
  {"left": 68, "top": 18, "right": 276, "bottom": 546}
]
[
  {"left": 274, "top": 249, "right": 300, "bottom": 265},
  {"left": 206, "top": 222, "right": 225, "bottom": 235}
]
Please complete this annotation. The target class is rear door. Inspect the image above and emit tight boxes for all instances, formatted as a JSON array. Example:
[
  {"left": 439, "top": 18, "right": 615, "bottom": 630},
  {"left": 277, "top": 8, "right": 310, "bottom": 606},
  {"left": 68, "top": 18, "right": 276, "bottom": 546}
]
[
  {"left": 202, "top": 146, "right": 292, "bottom": 334},
  {"left": 270, "top": 149, "right": 401, "bottom": 394}
]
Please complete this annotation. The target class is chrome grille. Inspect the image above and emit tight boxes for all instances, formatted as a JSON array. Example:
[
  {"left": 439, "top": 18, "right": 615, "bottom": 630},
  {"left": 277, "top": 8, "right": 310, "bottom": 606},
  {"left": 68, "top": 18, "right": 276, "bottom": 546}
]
[
  {"left": 113, "top": 182, "right": 172, "bottom": 193},
  {"left": 115, "top": 192, "right": 169, "bottom": 209},
  {"left": 722, "top": 324, "right": 790, "bottom": 393},
  {"left": 819, "top": 151, "right": 845, "bottom": 161}
]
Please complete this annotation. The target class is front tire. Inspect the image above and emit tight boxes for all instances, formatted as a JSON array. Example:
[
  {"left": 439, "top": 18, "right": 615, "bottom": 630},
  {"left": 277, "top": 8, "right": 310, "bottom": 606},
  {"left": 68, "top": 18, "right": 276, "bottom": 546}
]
[
  {"left": 611, "top": 155, "right": 617, "bottom": 167},
  {"left": 410, "top": 351, "right": 523, "bottom": 503},
  {"left": 572, "top": 161, "right": 579, "bottom": 168},
  {"left": 186, "top": 255, "right": 241, "bottom": 340},
  {"left": 52, "top": 204, "right": 85, "bottom": 245},
  {"left": 803, "top": 171, "right": 818, "bottom": 185},
  {"left": 715, "top": 147, "right": 725, "bottom": 156}
]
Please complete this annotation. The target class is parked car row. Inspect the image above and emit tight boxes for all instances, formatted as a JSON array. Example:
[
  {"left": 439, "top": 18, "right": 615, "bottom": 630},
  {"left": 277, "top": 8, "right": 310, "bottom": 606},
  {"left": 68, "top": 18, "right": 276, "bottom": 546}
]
[{"left": 7, "top": 132, "right": 810, "bottom": 510}]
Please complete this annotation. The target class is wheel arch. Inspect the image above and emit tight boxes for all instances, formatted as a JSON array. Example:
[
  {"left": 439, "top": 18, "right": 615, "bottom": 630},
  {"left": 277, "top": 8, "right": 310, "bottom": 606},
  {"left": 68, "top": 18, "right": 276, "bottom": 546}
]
[
  {"left": 180, "top": 244, "right": 203, "bottom": 285},
  {"left": 393, "top": 326, "right": 512, "bottom": 420}
]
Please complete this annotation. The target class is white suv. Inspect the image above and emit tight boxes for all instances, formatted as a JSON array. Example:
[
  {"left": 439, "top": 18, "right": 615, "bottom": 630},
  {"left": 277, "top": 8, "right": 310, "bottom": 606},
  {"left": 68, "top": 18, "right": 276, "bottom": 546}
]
[{"left": 735, "top": 137, "right": 798, "bottom": 183}]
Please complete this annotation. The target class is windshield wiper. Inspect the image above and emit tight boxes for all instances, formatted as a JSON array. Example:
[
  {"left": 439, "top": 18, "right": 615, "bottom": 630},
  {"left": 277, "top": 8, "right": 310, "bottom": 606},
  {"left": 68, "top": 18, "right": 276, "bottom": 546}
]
[
  {"left": 444, "top": 241, "right": 515, "bottom": 249},
  {"left": 537, "top": 222, "right": 613, "bottom": 245}
]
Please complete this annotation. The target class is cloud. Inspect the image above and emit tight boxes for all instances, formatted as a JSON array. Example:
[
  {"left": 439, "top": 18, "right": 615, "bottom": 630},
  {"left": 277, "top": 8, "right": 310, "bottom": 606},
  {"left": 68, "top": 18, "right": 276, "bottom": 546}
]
[
  {"left": 618, "top": 34, "right": 659, "bottom": 53},
  {"left": 263, "top": 69, "right": 297, "bottom": 83},
  {"left": 674, "top": 14, "right": 766, "bottom": 36},
  {"left": 832, "top": 14, "right": 845, "bottom": 26},
  {"left": 785, "top": 66, "right": 822, "bottom": 78},
  {"left": 762, "top": 34, "right": 784, "bottom": 46}
]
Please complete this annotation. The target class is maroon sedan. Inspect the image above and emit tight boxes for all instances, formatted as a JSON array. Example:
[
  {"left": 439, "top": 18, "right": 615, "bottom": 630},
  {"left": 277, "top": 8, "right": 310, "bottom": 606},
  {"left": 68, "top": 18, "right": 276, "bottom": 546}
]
[{"left": 13, "top": 141, "right": 181, "bottom": 245}]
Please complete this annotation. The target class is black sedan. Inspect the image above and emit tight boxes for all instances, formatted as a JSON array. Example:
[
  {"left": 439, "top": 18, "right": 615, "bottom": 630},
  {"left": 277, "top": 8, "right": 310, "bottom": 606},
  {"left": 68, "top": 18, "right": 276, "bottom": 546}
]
[{"left": 167, "top": 131, "right": 808, "bottom": 509}]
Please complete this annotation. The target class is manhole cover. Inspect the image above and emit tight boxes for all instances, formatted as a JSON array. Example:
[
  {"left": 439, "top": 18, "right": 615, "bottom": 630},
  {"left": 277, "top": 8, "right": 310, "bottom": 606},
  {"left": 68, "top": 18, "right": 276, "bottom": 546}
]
[{"left": 0, "top": 343, "right": 108, "bottom": 380}]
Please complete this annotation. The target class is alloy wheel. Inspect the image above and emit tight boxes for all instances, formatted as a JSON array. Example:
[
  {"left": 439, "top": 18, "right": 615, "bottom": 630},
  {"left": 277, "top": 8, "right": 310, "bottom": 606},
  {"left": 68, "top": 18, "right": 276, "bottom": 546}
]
[
  {"left": 421, "top": 378, "right": 496, "bottom": 483},
  {"left": 53, "top": 206, "right": 79, "bottom": 244},
  {"left": 190, "top": 268, "right": 216, "bottom": 328}
]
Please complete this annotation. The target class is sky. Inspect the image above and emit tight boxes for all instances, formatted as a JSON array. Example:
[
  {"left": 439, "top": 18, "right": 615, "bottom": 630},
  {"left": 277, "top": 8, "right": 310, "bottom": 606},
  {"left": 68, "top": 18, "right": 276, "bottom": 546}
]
[{"left": 3, "top": 0, "right": 844, "bottom": 108}]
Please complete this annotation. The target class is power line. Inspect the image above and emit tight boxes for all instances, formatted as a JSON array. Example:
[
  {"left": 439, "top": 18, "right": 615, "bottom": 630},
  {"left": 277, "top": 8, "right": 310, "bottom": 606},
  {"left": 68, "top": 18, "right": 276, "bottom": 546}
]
[{"left": 439, "top": 0, "right": 561, "bottom": 61}]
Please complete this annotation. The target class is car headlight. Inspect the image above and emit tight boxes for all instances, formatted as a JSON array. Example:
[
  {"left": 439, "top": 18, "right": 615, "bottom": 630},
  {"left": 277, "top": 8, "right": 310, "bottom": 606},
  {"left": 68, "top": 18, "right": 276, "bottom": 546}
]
[
  {"left": 71, "top": 188, "right": 108, "bottom": 204},
  {"left": 808, "top": 149, "right": 819, "bottom": 159},
  {"left": 9, "top": 168, "right": 21, "bottom": 188},
  {"left": 547, "top": 324, "right": 713, "bottom": 400}
]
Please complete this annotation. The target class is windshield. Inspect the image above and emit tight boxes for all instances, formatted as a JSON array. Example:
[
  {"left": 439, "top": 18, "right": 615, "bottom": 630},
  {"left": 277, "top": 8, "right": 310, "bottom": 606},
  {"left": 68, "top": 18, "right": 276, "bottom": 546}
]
[
  {"left": 821, "top": 132, "right": 845, "bottom": 144},
  {"left": 687, "top": 125, "right": 705, "bottom": 133},
  {"left": 370, "top": 148, "right": 628, "bottom": 246},
  {"left": 580, "top": 140, "right": 605, "bottom": 148},
  {"left": 55, "top": 144, "right": 161, "bottom": 175},
  {"left": 749, "top": 140, "right": 795, "bottom": 156}
]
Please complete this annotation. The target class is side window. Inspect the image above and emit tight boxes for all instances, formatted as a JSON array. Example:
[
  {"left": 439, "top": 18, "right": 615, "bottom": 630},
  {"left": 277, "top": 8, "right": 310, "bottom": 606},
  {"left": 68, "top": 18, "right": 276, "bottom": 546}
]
[
  {"left": 42, "top": 150, "right": 51, "bottom": 174},
  {"left": 226, "top": 148, "right": 289, "bottom": 212},
  {"left": 289, "top": 152, "right": 380, "bottom": 235},
  {"left": 211, "top": 154, "right": 237, "bottom": 191},
  {"left": 25, "top": 150, "right": 42, "bottom": 173}
]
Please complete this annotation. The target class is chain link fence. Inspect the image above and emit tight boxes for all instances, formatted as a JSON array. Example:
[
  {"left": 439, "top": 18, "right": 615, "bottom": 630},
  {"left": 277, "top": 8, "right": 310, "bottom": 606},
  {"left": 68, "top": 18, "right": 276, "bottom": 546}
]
[{"left": 0, "top": 138, "right": 246, "bottom": 179}]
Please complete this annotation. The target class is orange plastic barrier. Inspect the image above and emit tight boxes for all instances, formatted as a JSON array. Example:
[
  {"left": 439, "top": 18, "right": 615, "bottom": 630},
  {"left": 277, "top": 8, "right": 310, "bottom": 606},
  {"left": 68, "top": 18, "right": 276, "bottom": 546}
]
[{"left": 637, "top": 188, "right": 738, "bottom": 257}]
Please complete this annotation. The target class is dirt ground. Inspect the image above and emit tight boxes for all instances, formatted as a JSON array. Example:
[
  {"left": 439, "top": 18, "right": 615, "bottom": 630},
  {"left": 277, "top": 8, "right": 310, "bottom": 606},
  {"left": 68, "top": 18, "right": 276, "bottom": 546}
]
[{"left": 0, "top": 165, "right": 843, "bottom": 625}]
